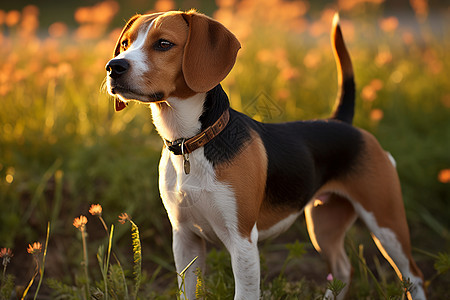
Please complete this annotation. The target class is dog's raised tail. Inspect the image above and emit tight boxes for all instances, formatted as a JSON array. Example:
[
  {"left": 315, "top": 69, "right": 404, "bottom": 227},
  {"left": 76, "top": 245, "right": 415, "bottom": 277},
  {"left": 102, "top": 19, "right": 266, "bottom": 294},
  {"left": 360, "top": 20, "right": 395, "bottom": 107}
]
[{"left": 330, "top": 13, "right": 355, "bottom": 124}]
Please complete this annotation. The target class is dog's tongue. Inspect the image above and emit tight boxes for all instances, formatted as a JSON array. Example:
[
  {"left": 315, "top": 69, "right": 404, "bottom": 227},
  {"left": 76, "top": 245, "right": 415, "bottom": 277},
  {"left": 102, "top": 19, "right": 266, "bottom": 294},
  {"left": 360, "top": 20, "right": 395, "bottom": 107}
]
[{"left": 115, "top": 99, "right": 128, "bottom": 112}]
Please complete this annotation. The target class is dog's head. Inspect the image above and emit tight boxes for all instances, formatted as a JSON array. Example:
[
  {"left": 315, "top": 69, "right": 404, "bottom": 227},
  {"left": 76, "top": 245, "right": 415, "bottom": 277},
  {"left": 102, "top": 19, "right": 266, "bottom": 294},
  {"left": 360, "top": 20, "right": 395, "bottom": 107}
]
[{"left": 105, "top": 10, "right": 241, "bottom": 111}]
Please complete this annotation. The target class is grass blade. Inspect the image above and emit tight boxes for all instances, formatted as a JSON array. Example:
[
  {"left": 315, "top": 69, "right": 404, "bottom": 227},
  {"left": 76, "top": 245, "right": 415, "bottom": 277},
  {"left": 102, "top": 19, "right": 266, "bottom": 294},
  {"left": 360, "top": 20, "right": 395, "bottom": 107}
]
[
  {"left": 33, "top": 222, "right": 50, "bottom": 300},
  {"left": 23, "top": 159, "right": 62, "bottom": 223}
]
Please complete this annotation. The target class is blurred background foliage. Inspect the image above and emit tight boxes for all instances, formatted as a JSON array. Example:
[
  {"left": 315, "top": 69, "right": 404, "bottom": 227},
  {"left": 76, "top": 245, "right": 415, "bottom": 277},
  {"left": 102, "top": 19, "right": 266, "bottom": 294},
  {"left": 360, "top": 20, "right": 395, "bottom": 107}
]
[{"left": 0, "top": 0, "right": 449, "bottom": 298}]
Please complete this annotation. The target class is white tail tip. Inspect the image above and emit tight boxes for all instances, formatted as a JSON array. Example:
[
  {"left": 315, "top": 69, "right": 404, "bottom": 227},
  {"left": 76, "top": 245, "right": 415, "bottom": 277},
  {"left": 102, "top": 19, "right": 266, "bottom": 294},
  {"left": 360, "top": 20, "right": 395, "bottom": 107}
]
[{"left": 332, "top": 12, "right": 340, "bottom": 27}]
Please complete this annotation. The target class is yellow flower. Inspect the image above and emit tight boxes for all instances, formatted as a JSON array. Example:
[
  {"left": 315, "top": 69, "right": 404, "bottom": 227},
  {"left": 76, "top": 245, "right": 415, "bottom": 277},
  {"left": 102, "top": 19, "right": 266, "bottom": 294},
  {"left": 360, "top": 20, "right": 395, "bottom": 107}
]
[
  {"left": 73, "top": 215, "right": 88, "bottom": 231},
  {"left": 89, "top": 204, "right": 102, "bottom": 216},
  {"left": 27, "top": 242, "right": 42, "bottom": 255}
]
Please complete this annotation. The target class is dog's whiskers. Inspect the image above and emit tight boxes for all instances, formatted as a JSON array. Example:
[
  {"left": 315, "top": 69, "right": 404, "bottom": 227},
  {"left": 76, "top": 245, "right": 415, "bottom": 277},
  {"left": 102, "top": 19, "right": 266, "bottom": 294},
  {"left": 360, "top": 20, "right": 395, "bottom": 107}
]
[{"left": 99, "top": 77, "right": 108, "bottom": 94}]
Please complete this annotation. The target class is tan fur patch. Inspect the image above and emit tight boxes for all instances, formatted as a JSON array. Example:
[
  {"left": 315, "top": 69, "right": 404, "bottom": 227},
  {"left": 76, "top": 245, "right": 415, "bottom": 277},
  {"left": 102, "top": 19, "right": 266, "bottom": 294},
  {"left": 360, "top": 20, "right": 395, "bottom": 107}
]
[
  {"left": 256, "top": 203, "right": 298, "bottom": 232},
  {"left": 215, "top": 131, "right": 267, "bottom": 239}
]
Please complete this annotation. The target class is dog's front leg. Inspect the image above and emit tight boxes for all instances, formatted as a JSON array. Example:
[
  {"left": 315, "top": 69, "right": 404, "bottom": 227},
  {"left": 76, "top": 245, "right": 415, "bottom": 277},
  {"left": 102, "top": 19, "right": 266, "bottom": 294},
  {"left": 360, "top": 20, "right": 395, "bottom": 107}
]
[
  {"left": 227, "top": 225, "right": 261, "bottom": 300},
  {"left": 173, "top": 227, "right": 206, "bottom": 299}
]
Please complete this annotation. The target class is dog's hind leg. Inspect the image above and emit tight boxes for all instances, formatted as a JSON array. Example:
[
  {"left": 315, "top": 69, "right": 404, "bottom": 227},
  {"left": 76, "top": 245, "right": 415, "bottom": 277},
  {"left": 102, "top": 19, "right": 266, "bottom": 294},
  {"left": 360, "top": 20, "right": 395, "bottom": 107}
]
[
  {"left": 345, "top": 131, "right": 426, "bottom": 299},
  {"left": 349, "top": 191, "right": 426, "bottom": 300},
  {"left": 305, "top": 193, "right": 357, "bottom": 299}
]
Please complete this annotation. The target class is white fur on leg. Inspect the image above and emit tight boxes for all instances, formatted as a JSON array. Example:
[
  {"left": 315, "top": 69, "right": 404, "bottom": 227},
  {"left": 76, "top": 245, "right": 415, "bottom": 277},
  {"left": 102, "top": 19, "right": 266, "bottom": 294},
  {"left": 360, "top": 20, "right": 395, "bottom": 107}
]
[
  {"left": 172, "top": 228, "right": 206, "bottom": 300},
  {"left": 228, "top": 225, "right": 260, "bottom": 300},
  {"left": 352, "top": 202, "right": 426, "bottom": 300}
]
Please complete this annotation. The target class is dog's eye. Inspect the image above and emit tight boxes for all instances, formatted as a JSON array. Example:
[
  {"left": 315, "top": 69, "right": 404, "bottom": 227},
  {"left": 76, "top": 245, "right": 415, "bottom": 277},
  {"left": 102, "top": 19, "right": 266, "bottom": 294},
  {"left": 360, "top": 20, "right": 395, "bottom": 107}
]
[
  {"left": 121, "top": 39, "right": 129, "bottom": 49},
  {"left": 154, "top": 39, "right": 174, "bottom": 51}
]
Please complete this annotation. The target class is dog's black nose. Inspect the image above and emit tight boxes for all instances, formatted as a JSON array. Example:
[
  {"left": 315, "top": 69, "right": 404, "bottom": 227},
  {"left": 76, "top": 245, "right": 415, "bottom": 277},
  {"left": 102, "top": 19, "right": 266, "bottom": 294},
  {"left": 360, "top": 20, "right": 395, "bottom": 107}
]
[{"left": 106, "top": 59, "right": 129, "bottom": 79}]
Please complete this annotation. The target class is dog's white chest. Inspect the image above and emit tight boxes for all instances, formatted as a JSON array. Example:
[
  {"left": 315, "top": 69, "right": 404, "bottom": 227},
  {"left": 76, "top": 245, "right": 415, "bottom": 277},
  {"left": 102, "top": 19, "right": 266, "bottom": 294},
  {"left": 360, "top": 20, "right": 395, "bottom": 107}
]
[{"left": 158, "top": 148, "right": 237, "bottom": 244}]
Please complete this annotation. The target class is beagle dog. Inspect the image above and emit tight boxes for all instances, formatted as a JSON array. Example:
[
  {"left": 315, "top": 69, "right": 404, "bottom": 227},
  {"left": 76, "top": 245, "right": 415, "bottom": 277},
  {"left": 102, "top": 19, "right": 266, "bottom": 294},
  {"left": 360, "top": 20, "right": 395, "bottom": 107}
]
[{"left": 105, "top": 10, "right": 426, "bottom": 300}]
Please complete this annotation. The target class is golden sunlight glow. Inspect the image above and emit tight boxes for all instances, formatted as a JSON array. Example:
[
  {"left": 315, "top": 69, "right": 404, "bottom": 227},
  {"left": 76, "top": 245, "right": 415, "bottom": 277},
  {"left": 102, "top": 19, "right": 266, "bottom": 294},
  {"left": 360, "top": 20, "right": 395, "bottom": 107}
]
[
  {"left": 313, "top": 199, "right": 323, "bottom": 207},
  {"left": 305, "top": 204, "right": 322, "bottom": 252},
  {"left": 372, "top": 234, "right": 414, "bottom": 300},
  {"left": 371, "top": 233, "right": 402, "bottom": 279},
  {"left": 332, "top": 12, "right": 340, "bottom": 29}
]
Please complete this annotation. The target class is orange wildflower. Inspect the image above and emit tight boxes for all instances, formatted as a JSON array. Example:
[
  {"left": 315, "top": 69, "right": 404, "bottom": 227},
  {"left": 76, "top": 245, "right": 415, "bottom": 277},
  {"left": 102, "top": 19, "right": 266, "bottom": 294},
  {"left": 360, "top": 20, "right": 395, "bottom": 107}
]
[
  {"left": 422, "top": 49, "right": 443, "bottom": 75},
  {"left": 402, "top": 31, "right": 415, "bottom": 46},
  {"left": 379, "top": 16, "right": 398, "bottom": 33},
  {"left": 441, "top": 94, "right": 450, "bottom": 109},
  {"left": 304, "top": 50, "right": 321, "bottom": 69},
  {"left": 75, "top": 0, "right": 119, "bottom": 25},
  {"left": 73, "top": 215, "right": 88, "bottom": 231},
  {"left": 48, "top": 22, "right": 68, "bottom": 38},
  {"left": 20, "top": 5, "right": 39, "bottom": 37},
  {"left": 118, "top": 213, "right": 130, "bottom": 224},
  {"left": 362, "top": 79, "right": 384, "bottom": 102},
  {"left": 410, "top": 0, "right": 428, "bottom": 21},
  {"left": 438, "top": 169, "right": 450, "bottom": 184},
  {"left": 0, "top": 10, "right": 5, "bottom": 25},
  {"left": 375, "top": 50, "right": 393, "bottom": 67},
  {"left": 154, "top": 0, "right": 175, "bottom": 12},
  {"left": 280, "top": 66, "right": 299, "bottom": 81},
  {"left": 0, "top": 248, "right": 13, "bottom": 258},
  {"left": 27, "top": 242, "right": 42, "bottom": 255},
  {"left": 370, "top": 109, "right": 384, "bottom": 121},
  {"left": 1, "top": 248, "right": 13, "bottom": 268},
  {"left": 89, "top": 204, "right": 102, "bottom": 216},
  {"left": 338, "top": 0, "right": 385, "bottom": 11},
  {"left": 5, "top": 10, "right": 20, "bottom": 27},
  {"left": 74, "top": 24, "right": 104, "bottom": 40}
]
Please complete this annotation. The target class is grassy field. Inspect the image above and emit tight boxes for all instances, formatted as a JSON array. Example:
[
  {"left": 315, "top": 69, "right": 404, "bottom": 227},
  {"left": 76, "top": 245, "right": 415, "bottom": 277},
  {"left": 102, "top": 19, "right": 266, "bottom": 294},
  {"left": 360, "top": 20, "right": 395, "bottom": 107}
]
[{"left": 1, "top": 0, "right": 449, "bottom": 299}]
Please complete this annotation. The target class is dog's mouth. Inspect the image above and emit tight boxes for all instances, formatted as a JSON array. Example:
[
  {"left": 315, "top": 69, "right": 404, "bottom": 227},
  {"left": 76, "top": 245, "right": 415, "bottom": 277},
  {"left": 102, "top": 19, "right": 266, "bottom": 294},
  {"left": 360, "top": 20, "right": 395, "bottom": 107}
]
[{"left": 109, "top": 85, "right": 165, "bottom": 111}]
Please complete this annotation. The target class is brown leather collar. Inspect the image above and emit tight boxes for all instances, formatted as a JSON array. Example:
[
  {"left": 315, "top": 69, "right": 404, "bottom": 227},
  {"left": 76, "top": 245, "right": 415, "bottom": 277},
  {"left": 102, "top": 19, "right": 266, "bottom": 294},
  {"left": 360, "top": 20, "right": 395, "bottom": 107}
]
[{"left": 164, "top": 109, "right": 230, "bottom": 155}]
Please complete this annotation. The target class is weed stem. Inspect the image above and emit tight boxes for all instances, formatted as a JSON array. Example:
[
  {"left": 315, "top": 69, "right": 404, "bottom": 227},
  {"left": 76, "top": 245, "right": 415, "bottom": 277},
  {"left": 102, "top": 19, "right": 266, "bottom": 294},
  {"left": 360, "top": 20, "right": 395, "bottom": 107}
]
[{"left": 81, "top": 229, "right": 90, "bottom": 299}]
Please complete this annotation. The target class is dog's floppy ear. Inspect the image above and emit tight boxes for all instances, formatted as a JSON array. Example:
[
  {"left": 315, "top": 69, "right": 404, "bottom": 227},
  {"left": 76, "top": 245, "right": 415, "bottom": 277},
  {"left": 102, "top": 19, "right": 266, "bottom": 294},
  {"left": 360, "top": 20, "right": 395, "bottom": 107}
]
[
  {"left": 113, "top": 14, "right": 141, "bottom": 57},
  {"left": 182, "top": 12, "right": 241, "bottom": 93}
]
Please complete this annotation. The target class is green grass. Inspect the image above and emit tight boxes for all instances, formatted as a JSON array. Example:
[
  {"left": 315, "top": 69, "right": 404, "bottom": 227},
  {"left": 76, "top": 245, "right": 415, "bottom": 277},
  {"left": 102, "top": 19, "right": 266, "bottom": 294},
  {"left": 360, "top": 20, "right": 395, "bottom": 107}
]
[{"left": 1, "top": 3, "right": 450, "bottom": 299}]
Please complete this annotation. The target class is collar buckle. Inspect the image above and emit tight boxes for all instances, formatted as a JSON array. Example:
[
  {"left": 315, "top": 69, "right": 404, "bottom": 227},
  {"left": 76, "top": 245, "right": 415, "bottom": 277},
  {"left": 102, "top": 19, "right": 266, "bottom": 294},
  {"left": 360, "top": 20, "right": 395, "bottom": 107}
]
[{"left": 164, "top": 138, "right": 185, "bottom": 155}]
